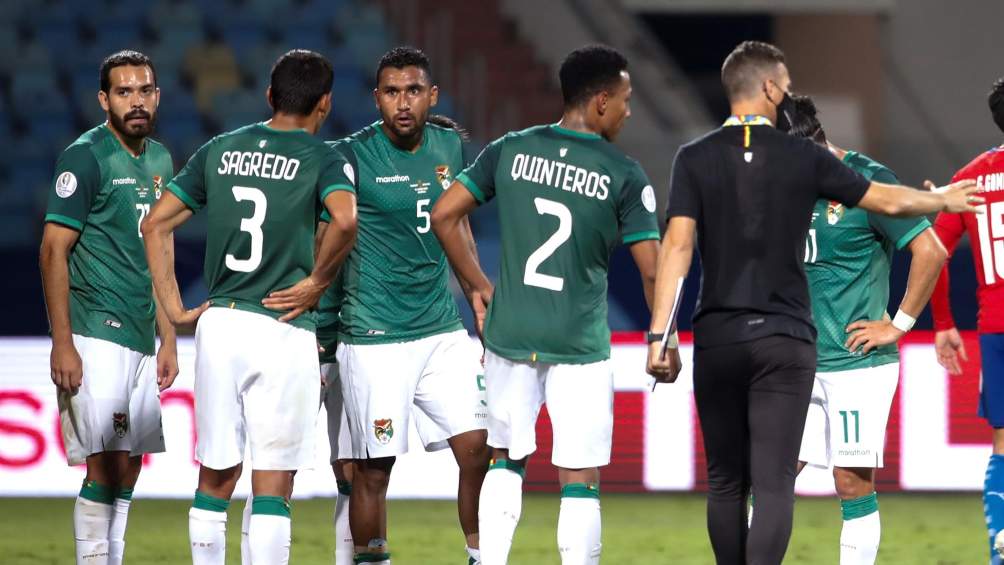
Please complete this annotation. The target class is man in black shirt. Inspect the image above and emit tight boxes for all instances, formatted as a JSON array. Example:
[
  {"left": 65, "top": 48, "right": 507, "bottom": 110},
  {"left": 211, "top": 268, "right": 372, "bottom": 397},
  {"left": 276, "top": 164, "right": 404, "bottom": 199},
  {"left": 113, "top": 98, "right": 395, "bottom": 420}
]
[{"left": 645, "top": 41, "right": 981, "bottom": 565}]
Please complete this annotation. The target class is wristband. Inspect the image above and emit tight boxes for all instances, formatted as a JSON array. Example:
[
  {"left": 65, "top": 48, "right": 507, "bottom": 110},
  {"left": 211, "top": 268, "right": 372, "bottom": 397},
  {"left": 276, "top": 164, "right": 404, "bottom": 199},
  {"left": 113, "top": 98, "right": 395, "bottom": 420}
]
[
  {"left": 646, "top": 331, "right": 663, "bottom": 344},
  {"left": 666, "top": 331, "right": 679, "bottom": 348},
  {"left": 891, "top": 309, "right": 916, "bottom": 333}
]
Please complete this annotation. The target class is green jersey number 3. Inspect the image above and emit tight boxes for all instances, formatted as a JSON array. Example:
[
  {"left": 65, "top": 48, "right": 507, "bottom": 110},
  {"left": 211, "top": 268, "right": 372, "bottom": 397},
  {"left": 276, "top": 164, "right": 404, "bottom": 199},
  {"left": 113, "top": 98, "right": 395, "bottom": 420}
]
[
  {"left": 226, "top": 186, "right": 267, "bottom": 273},
  {"left": 523, "top": 197, "right": 572, "bottom": 292}
]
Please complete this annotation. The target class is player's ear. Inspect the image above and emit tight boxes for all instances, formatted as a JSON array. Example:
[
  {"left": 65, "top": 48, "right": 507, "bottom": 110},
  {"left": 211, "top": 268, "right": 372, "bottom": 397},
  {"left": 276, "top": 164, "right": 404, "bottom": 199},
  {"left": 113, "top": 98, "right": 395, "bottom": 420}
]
[
  {"left": 596, "top": 91, "right": 609, "bottom": 116},
  {"left": 317, "top": 92, "right": 332, "bottom": 119},
  {"left": 429, "top": 85, "right": 439, "bottom": 108},
  {"left": 97, "top": 90, "right": 110, "bottom": 113},
  {"left": 372, "top": 88, "right": 380, "bottom": 110},
  {"left": 265, "top": 86, "right": 274, "bottom": 111}
]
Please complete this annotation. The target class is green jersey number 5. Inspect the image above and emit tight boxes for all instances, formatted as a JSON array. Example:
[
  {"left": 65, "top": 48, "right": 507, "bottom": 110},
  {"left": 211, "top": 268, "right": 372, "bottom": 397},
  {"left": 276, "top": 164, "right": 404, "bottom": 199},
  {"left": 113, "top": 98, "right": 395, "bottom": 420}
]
[
  {"left": 523, "top": 197, "right": 572, "bottom": 292},
  {"left": 226, "top": 186, "right": 267, "bottom": 273}
]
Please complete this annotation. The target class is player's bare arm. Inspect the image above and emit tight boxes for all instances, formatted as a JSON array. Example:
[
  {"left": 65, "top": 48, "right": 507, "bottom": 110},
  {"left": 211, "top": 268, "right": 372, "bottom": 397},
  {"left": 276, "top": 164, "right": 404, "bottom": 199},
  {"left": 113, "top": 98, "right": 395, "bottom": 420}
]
[
  {"left": 846, "top": 228, "right": 947, "bottom": 354},
  {"left": 857, "top": 179, "right": 983, "bottom": 216},
  {"left": 153, "top": 284, "right": 179, "bottom": 391},
  {"left": 39, "top": 222, "right": 83, "bottom": 392},
  {"left": 645, "top": 216, "right": 694, "bottom": 382},
  {"left": 451, "top": 216, "right": 481, "bottom": 297},
  {"left": 141, "top": 191, "right": 209, "bottom": 327},
  {"left": 629, "top": 239, "right": 659, "bottom": 310},
  {"left": 262, "top": 190, "right": 357, "bottom": 322},
  {"left": 431, "top": 181, "right": 493, "bottom": 335}
]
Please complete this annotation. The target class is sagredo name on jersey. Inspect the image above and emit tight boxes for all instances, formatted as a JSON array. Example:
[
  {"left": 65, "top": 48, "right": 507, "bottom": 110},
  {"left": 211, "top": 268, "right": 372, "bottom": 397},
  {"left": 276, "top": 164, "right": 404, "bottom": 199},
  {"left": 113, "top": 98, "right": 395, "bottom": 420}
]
[
  {"left": 510, "top": 153, "right": 610, "bottom": 201},
  {"left": 217, "top": 151, "right": 300, "bottom": 180}
]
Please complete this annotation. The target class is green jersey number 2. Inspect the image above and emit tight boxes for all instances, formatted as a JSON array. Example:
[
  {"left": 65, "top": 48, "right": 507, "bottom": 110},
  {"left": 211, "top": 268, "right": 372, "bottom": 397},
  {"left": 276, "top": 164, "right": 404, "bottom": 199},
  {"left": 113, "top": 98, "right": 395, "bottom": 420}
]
[
  {"left": 523, "top": 197, "right": 572, "bottom": 292},
  {"left": 226, "top": 186, "right": 267, "bottom": 273}
]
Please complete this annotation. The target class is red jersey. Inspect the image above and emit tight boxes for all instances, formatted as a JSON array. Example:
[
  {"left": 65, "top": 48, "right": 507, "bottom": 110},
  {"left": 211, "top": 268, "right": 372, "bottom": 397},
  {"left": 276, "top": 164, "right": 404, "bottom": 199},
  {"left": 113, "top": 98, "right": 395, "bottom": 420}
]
[{"left": 931, "top": 145, "right": 1004, "bottom": 334}]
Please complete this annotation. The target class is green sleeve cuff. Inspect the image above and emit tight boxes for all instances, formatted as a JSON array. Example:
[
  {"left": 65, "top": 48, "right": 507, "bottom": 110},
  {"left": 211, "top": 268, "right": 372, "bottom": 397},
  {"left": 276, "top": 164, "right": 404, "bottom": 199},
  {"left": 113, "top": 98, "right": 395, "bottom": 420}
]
[
  {"left": 44, "top": 213, "right": 84, "bottom": 231},
  {"left": 456, "top": 172, "right": 486, "bottom": 204},
  {"left": 320, "top": 184, "right": 356, "bottom": 202},
  {"left": 166, "top": 182, "right": 201, "bottom": 211},
  {"left": 894, "top": 220, "right": 931, "bottom": 250},
  {"left": 622, "top": 230, "right": 661, "bottom": 244}
]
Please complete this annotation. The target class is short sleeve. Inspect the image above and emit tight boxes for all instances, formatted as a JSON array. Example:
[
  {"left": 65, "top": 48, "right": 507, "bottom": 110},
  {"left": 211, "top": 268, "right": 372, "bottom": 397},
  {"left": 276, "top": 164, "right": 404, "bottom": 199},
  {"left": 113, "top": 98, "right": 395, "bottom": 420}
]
[
  {"left": 166, "top": 139, "right": 211, "bottom": 211},
  {"left": 457, "top": 135, "right": 504, "bottom": 204},
  {"left": 812, "top": 144, "right": 870, "bottom": 207},
  {"left": 867, "top": 166, "right": 931, "bottom": 249},
  {"left": 617, "top": 162, "right": 660, "bottom": 244},
  {"left": 318, "top": 142, "right": 357, "bottom": 202},
  {"left": 666, "top": 145, "right": 700, "bottom": 221},
  {"left": 44, "top": 145, "right": 101, "bottom": 231}
]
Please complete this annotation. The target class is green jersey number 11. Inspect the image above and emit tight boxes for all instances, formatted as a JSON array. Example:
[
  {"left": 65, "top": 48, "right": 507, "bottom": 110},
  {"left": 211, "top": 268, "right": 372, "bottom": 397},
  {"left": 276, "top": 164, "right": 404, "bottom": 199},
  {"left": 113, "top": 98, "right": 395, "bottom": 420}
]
[
  {"left": 523, "top": 197, "right": 572, "bottom": 292},
  {"left": 226, "top": 185, "right": 268, "bottom": 273}
]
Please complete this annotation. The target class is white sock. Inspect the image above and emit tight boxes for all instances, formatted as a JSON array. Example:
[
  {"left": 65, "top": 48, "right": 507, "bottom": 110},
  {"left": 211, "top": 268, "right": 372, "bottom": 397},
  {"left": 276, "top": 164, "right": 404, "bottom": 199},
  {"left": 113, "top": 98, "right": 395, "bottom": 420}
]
[
  {"left": 74, "top": 497, "right": 112, "bottom": 564},
  {"left": 467, "top": 546, "right": 482, "bottom": 564},
  {"left": 241, "top": 495, "right": 252, "bottom": 565},
  {"left": 249, "top": 514, "right": 291, "bottom": 565},
  {"left": 108, "top": 496, "right": 131, "bottom": 565},
  {"left": 478, "top": 468, "right": 524, "bottom": 565},
  {"left": 557, "top": 497, "right": 602, "bottom": 565},
  {"left": 840, "top": 511, "right": 880, "bottom": 564},
  {"left": 334, "top": 493, "right": 354, "bottom": 565},
  {"left": 189, "top": 507, "right": 228, "bottom": 565}
]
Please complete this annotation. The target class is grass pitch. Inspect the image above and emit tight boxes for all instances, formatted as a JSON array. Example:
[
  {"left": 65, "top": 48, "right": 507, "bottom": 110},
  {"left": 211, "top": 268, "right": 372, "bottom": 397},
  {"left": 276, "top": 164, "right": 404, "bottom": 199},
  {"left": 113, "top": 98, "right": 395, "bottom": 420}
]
[{"left": 0, "top": 493, "right": 985, "bottom": 564}]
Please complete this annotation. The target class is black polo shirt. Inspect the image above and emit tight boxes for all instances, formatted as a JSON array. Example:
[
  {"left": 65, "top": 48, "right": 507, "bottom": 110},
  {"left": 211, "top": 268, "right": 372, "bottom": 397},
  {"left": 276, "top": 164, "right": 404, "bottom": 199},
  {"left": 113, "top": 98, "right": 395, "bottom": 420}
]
[{"left": 667, "top": 117, "right": 870, "bottom": 348}]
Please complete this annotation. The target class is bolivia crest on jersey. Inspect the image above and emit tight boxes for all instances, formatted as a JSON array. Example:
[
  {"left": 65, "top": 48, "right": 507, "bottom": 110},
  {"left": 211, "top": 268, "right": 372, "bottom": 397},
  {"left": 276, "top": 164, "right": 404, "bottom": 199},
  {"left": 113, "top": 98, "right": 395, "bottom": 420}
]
[
  {"left": 435, "top": 165, "right": 451, "bottom": 189},
  {"left": 827, "top": 200, "right": 844, "bottom": 225},
  {"left": 113, "top": 412, "right": 129, "bottom": 438},
  {"left": 373, "top": 418, "right": 394, "bottom": 444}
]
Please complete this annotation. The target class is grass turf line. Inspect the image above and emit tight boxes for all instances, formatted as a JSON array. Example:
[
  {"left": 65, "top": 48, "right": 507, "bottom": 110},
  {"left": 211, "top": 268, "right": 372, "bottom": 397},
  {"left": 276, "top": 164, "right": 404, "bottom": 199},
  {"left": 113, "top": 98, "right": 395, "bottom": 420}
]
[{"left": 0, "top": 493, "right": 985, "bottom": 564}]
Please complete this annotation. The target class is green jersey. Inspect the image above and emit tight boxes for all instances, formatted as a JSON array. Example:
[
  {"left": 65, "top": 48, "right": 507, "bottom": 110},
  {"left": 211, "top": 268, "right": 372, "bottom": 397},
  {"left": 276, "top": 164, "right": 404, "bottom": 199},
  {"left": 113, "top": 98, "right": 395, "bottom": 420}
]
[
  {"left": 459, "top": 124, "right": 660, "bottom": 364},
  {"left": 168, "top": 123, "right": 355, "bottom": 332},
  {"left": 330, "top": 122, "right": 467, "bottom": 345},
  {"left": 804, "top": 150, "right": 930, "bottom": 372},
  {"left": 44, "top": 124, "right": 173, "bottom": 355}
]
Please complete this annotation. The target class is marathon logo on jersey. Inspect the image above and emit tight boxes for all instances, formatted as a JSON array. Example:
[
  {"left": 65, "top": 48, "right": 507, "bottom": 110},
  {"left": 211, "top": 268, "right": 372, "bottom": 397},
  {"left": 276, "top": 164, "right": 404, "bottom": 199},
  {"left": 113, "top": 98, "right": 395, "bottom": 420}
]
[
  {"left": 112, "top": 412, "right": 129, "bottom": 438},
  {"left": 376, "top": 174, "right": 410, "bottom": 184},
  {"left": 217, "top": 151, "right": 301, "bottom": 181},
  {"left": 153, "top": 175, "right": 163, "bottom": 199},
  {"left": 112, "top": 177, "right": 137, "bottom": 186},
  {"left": 827, "top": 201, "right": 844, "bottom": 225},
  {"left": 373, "top": 419, "right": 394, "bottom": 444},
  {"left": 435, "top": 165, "right": 451, "bottom": 189},
  {"left": 510, "top": 153, "right": 610, "bottom": 201},
  {"left": 977, "top": 172, "right": 1004, "bottom": 192}
]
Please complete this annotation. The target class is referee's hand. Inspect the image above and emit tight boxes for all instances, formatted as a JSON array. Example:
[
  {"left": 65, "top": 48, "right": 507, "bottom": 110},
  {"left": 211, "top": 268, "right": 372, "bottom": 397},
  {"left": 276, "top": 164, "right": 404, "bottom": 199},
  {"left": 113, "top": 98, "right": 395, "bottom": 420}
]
[{"left": 647, "top": 342, "right": 682, "bottom": 384}]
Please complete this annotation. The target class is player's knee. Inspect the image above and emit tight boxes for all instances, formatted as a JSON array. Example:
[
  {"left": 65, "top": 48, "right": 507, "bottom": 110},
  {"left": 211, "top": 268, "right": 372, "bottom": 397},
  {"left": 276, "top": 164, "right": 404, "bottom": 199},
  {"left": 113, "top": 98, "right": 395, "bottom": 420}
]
[
  {"left": 833, "top": 467, "right": 874, "bottom": 499},
  {"left": 197, "top": 463, "right": 242, "bottom": 498}
]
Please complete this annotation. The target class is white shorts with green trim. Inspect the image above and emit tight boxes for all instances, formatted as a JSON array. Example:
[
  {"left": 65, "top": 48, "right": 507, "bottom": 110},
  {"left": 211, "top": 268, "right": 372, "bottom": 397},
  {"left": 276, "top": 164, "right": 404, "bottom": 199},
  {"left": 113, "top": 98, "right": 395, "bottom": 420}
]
[
  {"left": 483, "top": 350, "right": 613, "bottom": 469},
  {"left": 58, "top": 334, "right": 166, "bottom": 466},
  {"left": 336, "top": 329, "right": 486, "bottom": 459},
  {"left": 194, "top": 308, "right": 320, "bottom": 471},
  {"left": 321, "top": 362, "right": 353, "bottom": 463},
  {"left": 799, "top": 362, "right": 899, "bottom": 469}
]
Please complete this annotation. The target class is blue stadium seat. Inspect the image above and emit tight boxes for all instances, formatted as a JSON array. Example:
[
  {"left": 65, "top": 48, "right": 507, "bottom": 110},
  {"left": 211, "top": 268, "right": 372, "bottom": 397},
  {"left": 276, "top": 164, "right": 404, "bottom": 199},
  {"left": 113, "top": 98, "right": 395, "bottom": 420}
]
[
  {"left": 222, "top": 26, "right": 267, "bottom": 55},
  {"left": 147, "top": 0, "right": 203, "bottom": 29},
  {"left": 10, "top": 40, "right": 53, "bottom": 73},
  {"left": 92, "top": 27, "right": 143, "bottom": 52},
  {"left": 73, "top": 86, "right": 106, "bottom": 126},
  {"left": 279, "top": 29, "right": 333, "bottom": 56},
  {"left": 154, "top": 22, "right": 205, "bottom": 53}
]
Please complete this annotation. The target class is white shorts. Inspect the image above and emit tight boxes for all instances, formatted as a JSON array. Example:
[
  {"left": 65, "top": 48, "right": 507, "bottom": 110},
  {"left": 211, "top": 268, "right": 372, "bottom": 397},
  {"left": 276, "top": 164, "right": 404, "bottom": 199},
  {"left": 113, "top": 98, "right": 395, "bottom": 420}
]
[
  {"left": 484, "top": 350, "right": 613, "bottom": 469},
  {"left": 799, "top": 362, "right": 900, "bottom": 469},
  {"left": 321, "top": 362, "right": 353, "bottom": 463},
  {"left": 336, "top": 329, "right": 486, "bottom": 459},
  {"left": 58, "top": 335, "right": 165, "bottom": 466},
  {"left": 194, "top": 308, "right": 320, "bottom": 471}
]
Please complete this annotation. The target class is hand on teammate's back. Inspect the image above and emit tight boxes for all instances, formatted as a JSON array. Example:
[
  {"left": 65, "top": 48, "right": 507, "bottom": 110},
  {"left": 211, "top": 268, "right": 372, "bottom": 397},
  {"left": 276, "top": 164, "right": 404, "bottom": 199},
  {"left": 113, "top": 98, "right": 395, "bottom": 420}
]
[
  {"left": 262, "top": 275, "right": 328, "bottom": 322},
  {"left": 168, "top": 301, "right": 211, "bottom": 330},
  {"left": 50, "top": 339, "right": 83, "bottom": 392},
  {"left": 646, "top": 342, "right": 682, "bottom": 384},
  {"left": 935, "top": 328, "right": 969, "bottom": 375},
  {"left": 844, "top": 319, "right": 905, "bottom": 355},
  {"left": 466, "top": 283, "right": 494, "bottom": 339}
]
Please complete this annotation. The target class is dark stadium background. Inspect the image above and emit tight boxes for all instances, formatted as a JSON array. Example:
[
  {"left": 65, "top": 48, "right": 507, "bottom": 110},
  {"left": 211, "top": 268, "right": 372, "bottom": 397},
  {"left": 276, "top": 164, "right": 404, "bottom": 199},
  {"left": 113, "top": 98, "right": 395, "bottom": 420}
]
[{"left": 0, "top": 0, "right": 988, "bottom": 338}]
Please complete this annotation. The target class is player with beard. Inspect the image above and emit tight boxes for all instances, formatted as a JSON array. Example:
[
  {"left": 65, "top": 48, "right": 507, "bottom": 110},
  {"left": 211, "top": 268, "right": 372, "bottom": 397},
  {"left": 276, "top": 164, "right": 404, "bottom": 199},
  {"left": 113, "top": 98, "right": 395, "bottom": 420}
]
[
  {"left": 323, "top": 47, "right": 489, "bottom": 565},
  {"left": 40, "top": 50, "right": 177, "bottom": 565}
]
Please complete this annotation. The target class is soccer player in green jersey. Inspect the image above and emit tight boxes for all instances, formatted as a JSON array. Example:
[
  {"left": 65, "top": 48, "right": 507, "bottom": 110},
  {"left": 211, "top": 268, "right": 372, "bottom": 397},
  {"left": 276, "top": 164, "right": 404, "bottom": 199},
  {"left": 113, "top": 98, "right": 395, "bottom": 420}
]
[
  {"left": 431, "top": 45, "right": 660, "bottom": 565},
  {"left": 789, "top": 95, "right": 947, "bottom": 564},
  {"left": 141, "top": 50, "right": 358, "bottom": 565},
  {"left": 39, "top": 50, "right": 176, "bottom": 565},
  {"left": 322, "top": 47, "right": 489, "bottom": 565}
]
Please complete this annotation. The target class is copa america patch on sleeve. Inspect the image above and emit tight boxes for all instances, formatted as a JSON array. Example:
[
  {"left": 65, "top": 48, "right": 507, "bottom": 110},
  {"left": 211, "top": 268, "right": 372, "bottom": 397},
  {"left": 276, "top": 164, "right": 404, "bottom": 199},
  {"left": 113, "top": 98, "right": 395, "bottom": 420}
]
[
  {"left": 642, "top": 185, "right": 657, "bottom": 213},
  {"left": 55, "top": 172, "right": 77, "bottom": 198}
]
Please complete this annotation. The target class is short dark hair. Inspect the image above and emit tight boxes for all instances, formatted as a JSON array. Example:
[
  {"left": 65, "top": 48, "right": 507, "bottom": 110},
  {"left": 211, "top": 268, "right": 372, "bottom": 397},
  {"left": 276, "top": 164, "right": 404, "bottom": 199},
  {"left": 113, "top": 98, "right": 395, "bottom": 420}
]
[
  {"left": 100, "top": 50, "right": 156, "bottom": 93},
  {"left": 789, "top": 94, "right": 827, "bottom": 144},
  {"left": 376, "top": 46, "right": 432, "bottom": 85},
  {"left": 427, "top": 114, "right": 470, "bottom": 141},
  {"left": 559, "top": 45, "right": 629, "bottom": 107},
  {"left": 269, "top": 49, "right": 334, "bottom": 116},
  {"left": 721, "top": 41, "right": 786, "bottom": 102},
  {"left": 990, "top": 77, "right": 1004, "bottom": 134}
]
